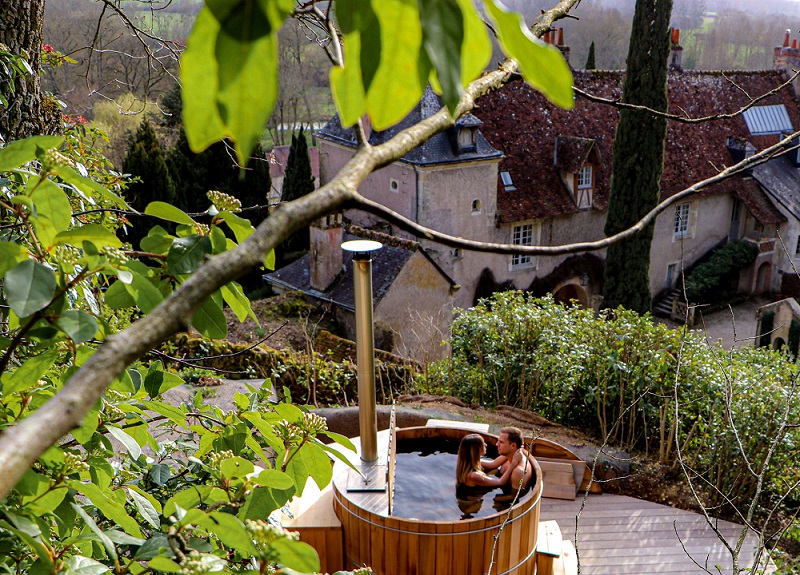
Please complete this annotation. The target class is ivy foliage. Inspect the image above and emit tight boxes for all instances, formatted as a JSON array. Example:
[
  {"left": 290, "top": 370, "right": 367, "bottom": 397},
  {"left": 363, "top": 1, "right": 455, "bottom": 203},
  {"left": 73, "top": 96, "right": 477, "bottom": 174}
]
[
  {"left": 684, "top": 240, "right": 759, "bottom": 303},
  {"left": 181, "top": 0, "right": 574, "bottom": 164}
]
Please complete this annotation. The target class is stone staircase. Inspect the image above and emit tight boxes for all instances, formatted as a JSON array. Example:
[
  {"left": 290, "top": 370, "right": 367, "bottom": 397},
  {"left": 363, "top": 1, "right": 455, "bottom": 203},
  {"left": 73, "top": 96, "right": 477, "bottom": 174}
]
[{"left": 653, "top": 288, "right": 681, "bottom": 319}]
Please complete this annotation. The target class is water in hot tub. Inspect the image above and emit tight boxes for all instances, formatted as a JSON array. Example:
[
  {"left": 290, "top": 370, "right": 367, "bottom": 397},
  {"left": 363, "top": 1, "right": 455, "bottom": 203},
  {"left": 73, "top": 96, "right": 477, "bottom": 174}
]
[{"left": 392, "top": 437, "right": 528, "bottom": 521}]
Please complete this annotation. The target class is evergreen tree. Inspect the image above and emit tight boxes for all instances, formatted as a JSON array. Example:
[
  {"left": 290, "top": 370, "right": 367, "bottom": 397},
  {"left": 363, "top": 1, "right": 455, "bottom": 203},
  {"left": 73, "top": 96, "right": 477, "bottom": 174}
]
[
  {"left": 122, "top": 118, "right": 176, "bottom": 248},
  {"left": 586, "top": 41, "right": 596, "bottom": 70},
  {"left": 601, "top": 0, "right": 673, "bottom": 314},
  {"left": 276, "top": 128, "right": 315, "bottom": 265}
]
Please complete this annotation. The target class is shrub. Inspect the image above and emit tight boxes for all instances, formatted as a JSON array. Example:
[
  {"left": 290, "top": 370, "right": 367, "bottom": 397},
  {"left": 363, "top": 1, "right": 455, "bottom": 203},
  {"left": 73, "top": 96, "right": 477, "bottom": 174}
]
[
  {"left": 684, "top": 240, "right": 759, "bottom": 303},
  {"left": 428, "top": 292, "right": 800, "bottom": 509}
]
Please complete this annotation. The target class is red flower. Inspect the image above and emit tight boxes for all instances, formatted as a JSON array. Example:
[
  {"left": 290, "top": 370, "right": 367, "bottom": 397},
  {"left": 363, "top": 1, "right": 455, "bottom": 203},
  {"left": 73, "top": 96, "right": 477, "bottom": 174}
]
[{"left": 42, "top": 44, "right": 54, "bottom": 53}]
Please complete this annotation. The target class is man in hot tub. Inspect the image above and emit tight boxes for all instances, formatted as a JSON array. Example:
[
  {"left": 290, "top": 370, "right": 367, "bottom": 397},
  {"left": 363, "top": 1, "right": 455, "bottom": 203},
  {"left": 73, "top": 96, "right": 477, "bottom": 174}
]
[{"left": 483, "top": 426, "right": 536, "bottom": 495}]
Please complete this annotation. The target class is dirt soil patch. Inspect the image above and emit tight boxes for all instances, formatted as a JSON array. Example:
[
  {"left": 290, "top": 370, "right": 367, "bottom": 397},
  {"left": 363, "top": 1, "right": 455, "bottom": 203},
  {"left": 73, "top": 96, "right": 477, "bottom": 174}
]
[{"left": 225, "top": 293, "right": 340, "bottom": 351}]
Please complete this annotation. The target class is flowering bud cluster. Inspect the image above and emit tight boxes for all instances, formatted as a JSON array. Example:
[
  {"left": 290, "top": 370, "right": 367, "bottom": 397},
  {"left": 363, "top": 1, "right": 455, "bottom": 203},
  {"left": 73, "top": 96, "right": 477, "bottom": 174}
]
[
  {"left": 63, "top": 451, "right": 90, "bottom": 475},
  {"left": 207, "top": 450, "right": 235, "bottom": 472},
  {"left": 206, "top": 190, "right": 241, "bottom": 213},
  {"left": 102, "top": 246, "right": 129, "bottom": 266},
  {"left": 179, "top": 550, "right": 210, "bottom": 575},
  {"left": 303, "top": 412, "right": 328, "bottom": 436},
  {"left": 245, "top": 519, "right": 299, "bottom": 559},
  {"left": 43, "top": 148, "right": 72, "bottom": 168}
]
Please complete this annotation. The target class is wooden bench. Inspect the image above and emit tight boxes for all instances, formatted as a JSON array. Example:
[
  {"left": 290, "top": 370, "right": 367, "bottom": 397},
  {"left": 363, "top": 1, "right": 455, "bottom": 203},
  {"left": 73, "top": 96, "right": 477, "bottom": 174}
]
[{"left": 536, "top": 520, "right": 563, "bottom": 575}]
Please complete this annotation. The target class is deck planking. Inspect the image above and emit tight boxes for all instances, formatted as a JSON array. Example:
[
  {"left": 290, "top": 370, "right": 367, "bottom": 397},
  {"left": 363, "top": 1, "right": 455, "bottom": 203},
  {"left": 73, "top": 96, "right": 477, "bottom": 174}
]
[{"left": 540, "top": 494, "right": 764, "bottom": 575}]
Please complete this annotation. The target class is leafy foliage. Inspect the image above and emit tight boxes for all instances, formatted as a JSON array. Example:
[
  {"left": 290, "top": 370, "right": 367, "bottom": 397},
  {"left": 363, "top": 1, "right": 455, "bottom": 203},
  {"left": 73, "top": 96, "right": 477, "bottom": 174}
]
[
  {"left": 181, "top": 0, "right": 574, "bottom": 164},
  {"left": 683, "top": 240, "right": 759, "bottom": 303},
  {"left": 430, "top": 292, "right": 800, "bottom": 509}
]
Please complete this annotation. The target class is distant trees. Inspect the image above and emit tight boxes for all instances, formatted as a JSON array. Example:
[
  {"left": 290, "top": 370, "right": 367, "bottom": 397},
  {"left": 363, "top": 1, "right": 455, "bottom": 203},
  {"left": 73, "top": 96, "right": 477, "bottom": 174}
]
[
  {"left": 278, "top": 127, "right": 314, "bottom": 265},
  {"left": 585, "top": 41, "right": 596, "bottom": 69},
  {"left": 121, "top": 118, "right": 176, "bottom": 248},
  {"left": 602, "top": 0, "right": 673, "bottom": 314}
]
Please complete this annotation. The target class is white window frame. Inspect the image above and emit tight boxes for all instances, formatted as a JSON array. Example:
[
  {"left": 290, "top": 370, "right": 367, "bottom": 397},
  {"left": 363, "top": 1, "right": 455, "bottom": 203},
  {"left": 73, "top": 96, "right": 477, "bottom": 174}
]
[
  {"left": 577, "top": 165, "right": 593, "bottom": 189},
  {"left": 501, "top": 171, "right": 516, "bottom": 191},
  {"left": 673, "top": 203, "right": 692, "bottom": 240},
  {"left": 512, "top": 223, "right": 534, "bottom": 267}
]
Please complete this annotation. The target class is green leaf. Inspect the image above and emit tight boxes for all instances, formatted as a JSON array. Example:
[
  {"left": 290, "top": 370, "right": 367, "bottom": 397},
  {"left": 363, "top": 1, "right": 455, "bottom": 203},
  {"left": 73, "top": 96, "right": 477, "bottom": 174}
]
[
  {"left": 0, "top": 136, "right": 63, "bottom": 171},
  {"left": 70, "top": 503, "right": 118, "bottom": 561},
  {"left": 28, "top": 178, "right": 72, "bottom": 232},
  {"left": 53, "top": 166, "right": 130, "bottom": 209},
  {"left": 106, "top": 425, "right": 142, "bottom": 460},
  {"left": 220, "top": 457, "right": 254, "bottom": 480},
  {"left": 221, "top": 282, "right": 256, "bottom": 323},
  {"left": 211, "top": 0, "right": 283, "bottom": 164},
  {"left": 145, "top": 201, "right": 197, "bottom": 226},
  {"left": 367, "top": 0, "right": 426, "bottom": 130},
  {"left": 456, "top": 0, "right": 492, "bottom": 88},
  {"left": 195, "top": 512, "right": 257, "bottom": 556},
  {"left": 146, "top": 401, "right": 189, "bottom": 430},
  {"left": 285, "top": 442, "right": 332, "bottom": 494},
  {"left": 167, "top": 235, "right": 212, "bottom": 275},
  {"left": 69, "top": 482, "right": 143, "bottom": 538},
  {"left": 133, "top": 534, "right": 170, "bottom": 560},
  {"left": 126, "top": 487, "right": 160, "bottom": 529},
  {"left": 238, "top": 484, "right": 294, "bottom": 521},
  {"left": 182, "top": 7, "right": 228, "bottom": 154},
  {"left": 5, "top": 260, "right": 56, "bottom": 317},
  {"left": 216, "top": 211, "right": 254, "bottom": 244},
  {"left": 485, "top": 0, "right": 574, "bottom": 109},
  {"left": 149, "top": 463, "right": 172, "bottom": 486},
  {"left": 31, "top": 214, "right": 58, "bottom": 249},
  {"left": 0, "top": 241, "right": 29, "bottom": 277},
  {"left": 124, "top": 271, "right": 164, "bottom": 314},
  {"left": 56, "top": 310, "right": 98, "bottom": 344},
  {"left": 192, "top": 291, "right": 227, "bottom": 339},
  {"left": 64, "top": 555, "right": 110, "bottom": 575},
  {"left": 143, "top": 361, "right": 183, "bottom": 398},
  {"left": 271, "top": 538, "right": 320, "bottom": 573},
  {"left": 104, "top": 280, "right": 135, "bottom": 309},
  {"left": 3, "top": 348, "right": 58, "bottom": 394},
  {"left": 274, "top": 402, "right": 304, "bottom": 423},
  {"left": 54, "top": 224, "right": 123, "bottom": 249},
  {"left": 146, "top": 557, "right": 181, "bottom": 573},
  {"left": 140, "top": 226, "right": 175, "bottom": 255},
  {"left": 254, "top": 468, "right": 294, "bottom": 490},
  {"left": 183, "top": 0, "right": 292, "bottom": 163},
  {"left": 72, "top": 401, "right": 101, "bottom": 445},
  {"left": 419, "top": 0, "right": 464, "bottom": 113}
]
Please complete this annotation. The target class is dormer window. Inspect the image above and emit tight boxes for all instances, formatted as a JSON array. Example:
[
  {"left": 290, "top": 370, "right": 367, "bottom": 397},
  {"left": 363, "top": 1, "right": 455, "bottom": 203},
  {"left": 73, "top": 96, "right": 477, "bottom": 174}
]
[
  {"left": 457, "top": 127, "right": 477, "bottom": 153},
  {"left": 501, "top": 171, "right": 516, "bottom": 191}
]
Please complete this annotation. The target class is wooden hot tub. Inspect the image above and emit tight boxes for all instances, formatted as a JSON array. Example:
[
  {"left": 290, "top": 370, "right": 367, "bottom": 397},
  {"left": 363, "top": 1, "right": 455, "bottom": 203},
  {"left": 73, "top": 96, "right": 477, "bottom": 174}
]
[{"left": 332, "top": 426, "right": 542, "bottom": 575}]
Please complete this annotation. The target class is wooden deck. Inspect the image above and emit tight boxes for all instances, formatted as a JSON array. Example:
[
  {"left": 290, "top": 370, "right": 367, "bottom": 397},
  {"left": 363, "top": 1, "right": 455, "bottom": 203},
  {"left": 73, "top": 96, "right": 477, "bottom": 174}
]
[{"left": 540, "top": 494, "right": 764, "bottom": 575}]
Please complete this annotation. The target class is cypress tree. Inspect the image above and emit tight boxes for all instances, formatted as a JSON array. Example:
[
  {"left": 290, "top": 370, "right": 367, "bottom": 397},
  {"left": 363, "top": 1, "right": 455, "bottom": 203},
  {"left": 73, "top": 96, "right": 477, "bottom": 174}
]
[
  {"left": 278, "top": 127, "right": 315, "bottom": 265},
  {"left": 122, "top": 118, "right": 176, "bottom": 248},
  {"left": 601, "top": 0, "right": 673, "bottom": 314},
  {"left": 586, "top": 41, "right": 596, "bottom": 70}
]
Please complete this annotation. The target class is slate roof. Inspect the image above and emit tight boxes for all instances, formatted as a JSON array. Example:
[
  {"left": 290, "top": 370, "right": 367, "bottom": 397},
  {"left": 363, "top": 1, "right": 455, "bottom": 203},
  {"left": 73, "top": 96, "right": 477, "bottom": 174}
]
[
  {"left": 474, "top": 70, "right": 800, "bottom": 223},
  {"left": 555, "top": 136, "right": 599, "bottom": 173},
  {"left": 317, "top": 87, "right": 502, "bottom": 166},
  {"left": 264, "top": 229, "right": 454, "bottom": 311},
  {"left": 751, "top": 153, "right": 800, "bottom": 221}
]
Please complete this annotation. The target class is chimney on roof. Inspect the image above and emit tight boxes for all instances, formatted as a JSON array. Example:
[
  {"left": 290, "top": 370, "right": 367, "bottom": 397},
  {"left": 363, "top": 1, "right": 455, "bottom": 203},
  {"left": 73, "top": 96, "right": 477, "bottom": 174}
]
[
  {"left": 310, "top": 212, "right": 344, "bottom": 291},
  {"left": 774, "top": 29, "right": 800, "bottom": 76},
  {"left": 669, "top": 28, "right": 683, "bottom": 71},
  {"left": 555, "top": 28, "right": 570, "bottom": 66}
]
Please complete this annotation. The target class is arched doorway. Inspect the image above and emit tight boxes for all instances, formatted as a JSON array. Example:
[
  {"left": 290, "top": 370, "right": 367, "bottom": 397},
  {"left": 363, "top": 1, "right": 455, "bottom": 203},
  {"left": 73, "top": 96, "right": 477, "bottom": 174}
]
[
  {"left": 553, "top": 283, "right": 589, "bottom": 307},
  {"left": 774, "top": 337, "right": 786, "bottom": 351},
  {"left": 756, "top": 262, "right": 772, "bottom": 294}
]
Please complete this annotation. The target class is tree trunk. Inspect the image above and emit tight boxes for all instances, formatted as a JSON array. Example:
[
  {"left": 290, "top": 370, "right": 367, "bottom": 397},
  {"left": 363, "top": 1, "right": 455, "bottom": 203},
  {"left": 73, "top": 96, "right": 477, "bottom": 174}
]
[
  {"left": 601, "top": 0, "right": 673, "bottom": 314},
  {"left": 0, "top": 0, "right": 61, "bottom": 141}
]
